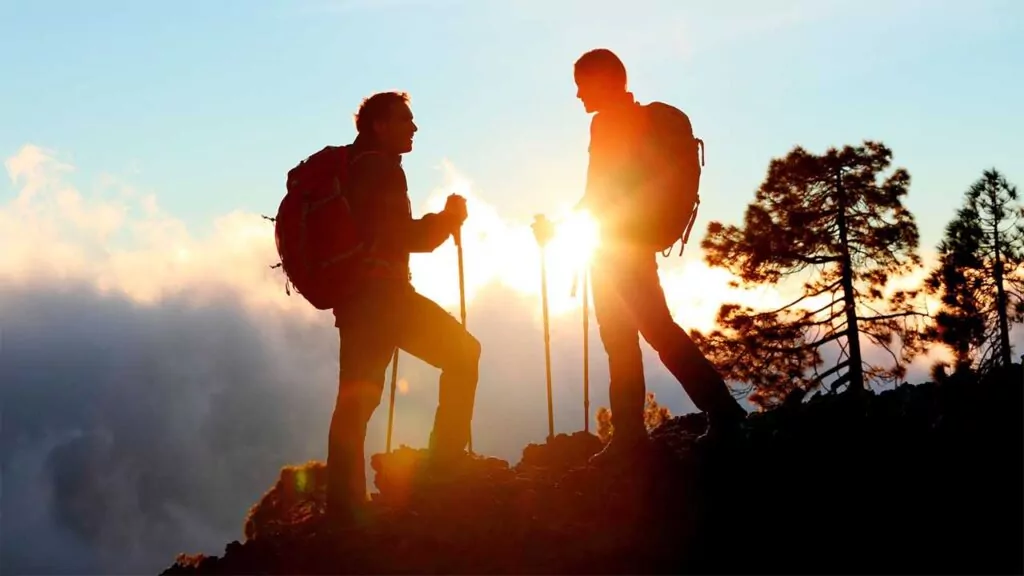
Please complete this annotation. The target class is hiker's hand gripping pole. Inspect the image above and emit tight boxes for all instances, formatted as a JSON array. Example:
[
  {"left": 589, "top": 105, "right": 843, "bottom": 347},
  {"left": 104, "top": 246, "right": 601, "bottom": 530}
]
[
  {"left": 454, "top": 224, "right": 472, "bottom": 454},
  {"left": 532, "top": 214, "right": 556, "bottom": 441}
]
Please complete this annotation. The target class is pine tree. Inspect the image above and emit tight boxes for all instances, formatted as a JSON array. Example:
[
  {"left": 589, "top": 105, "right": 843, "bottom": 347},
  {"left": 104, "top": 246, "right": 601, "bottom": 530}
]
[
  {"left": 924, "top": 169, "right": 1024, "bottom": 375},
  {"left": 698, "top": 140, "right": 925, "bottom": 408}
]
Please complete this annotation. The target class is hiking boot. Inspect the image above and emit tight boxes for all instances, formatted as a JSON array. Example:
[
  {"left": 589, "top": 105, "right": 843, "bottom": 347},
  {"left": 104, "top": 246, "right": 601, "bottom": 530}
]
[
  {"left": 325, "top": 497, "right": 372, "bottom": 533},
  {"left": 325, "top": 479, "right": 372, "bottom": 533},
  {"left": 587, "top": 431, "right": 653, "bottom": 469},
  {"left": 420, "top": 448, "right": 475, "bottom": 481}
]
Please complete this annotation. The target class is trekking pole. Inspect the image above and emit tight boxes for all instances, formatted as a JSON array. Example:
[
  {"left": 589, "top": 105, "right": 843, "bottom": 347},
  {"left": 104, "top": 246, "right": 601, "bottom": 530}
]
[
  {"left": 386, "top": 349, "right": 399, "bottom": 453},
  {"left": 532, "top": 214, "right": 556, "bottom": 441},
  {"left": 582, "top": 266, "right": 590, "bottom": 434},
  {"left": 454, "top": 225, "right": 472, "bottom": 454},
  {"left": 570, "top": 266, "right": 591, "bottom": 434}
]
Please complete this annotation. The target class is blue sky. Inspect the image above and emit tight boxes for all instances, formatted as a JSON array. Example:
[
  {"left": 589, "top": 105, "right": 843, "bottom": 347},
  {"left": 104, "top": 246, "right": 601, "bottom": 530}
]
[{"left": 3, "top": 0, "right": 1022, "bottom": 252}]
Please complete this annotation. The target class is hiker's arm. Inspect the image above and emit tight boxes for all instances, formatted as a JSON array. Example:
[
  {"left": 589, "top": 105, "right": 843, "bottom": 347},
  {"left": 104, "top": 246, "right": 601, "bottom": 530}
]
[
  {"left": 403, "top": 210, "right": 456, "bottom": 253},
  {"left": 576, "top": 122, "right": 600, "bottom": 213},
  {"left": 349, "top": 156, "right": 455, "bottom": 253},
  {"left": 382, "top": 169, "right": 457, "bottom": 253},
  {"left": 577, "top": 117, "right": 615, "bottom": 214},
  {"left": 577, "top": 115, "right": 652, "bottom": 238}
]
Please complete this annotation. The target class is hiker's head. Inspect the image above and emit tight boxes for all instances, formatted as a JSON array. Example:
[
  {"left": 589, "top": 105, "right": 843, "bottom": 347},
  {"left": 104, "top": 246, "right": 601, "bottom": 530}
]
[
  {"left": 355, "top": 91, "right": 418, "bottom": 154},
  {"left": 574, "top": 49, "right": 628, "bottom": 114}
]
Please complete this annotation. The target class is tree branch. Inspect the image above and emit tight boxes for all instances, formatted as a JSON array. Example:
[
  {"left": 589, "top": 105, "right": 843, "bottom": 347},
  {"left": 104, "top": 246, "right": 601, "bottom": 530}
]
[
  {"left": 858, "top": 310, "right": 929, "bottom": 323},
  {"left": 810, "top": 359, "right": 849, "bottom": 386}
]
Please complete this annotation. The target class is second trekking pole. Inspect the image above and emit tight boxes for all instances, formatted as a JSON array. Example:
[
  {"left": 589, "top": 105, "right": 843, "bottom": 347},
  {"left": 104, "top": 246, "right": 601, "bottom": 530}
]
[
  {"left": 532, "top": 214, "right": 556, "bottom": 441},
  {"left": 386, "top": 349, "right": 399, "bottom": 453},
  {"left": 571, "top": 266, "right": 591, "bottom": 434},
  {"left": 454, "top": 225, "right": 472, "bottom": 454},
  {"left": 582, "top": 267, "right": 590, "bottom": 434}
]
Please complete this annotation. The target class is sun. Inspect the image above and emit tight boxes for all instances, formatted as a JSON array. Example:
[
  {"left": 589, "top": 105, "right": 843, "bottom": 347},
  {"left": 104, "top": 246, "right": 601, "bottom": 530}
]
[{"left": 547, "top": 210, "right": 601, "bottom": 272}]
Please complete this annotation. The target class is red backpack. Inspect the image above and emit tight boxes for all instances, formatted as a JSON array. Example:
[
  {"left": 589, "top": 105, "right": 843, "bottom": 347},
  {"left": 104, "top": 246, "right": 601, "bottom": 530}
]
[
  {"left": 271, "top": 145, "right": 366, "bottom": 310},
  {"left": 638, "top": 101, "right": 705, "bottom": 256}
]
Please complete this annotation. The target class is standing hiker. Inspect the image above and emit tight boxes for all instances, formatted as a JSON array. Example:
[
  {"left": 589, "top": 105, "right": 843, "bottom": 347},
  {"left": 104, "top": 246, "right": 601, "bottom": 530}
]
[
  {"left": 324, "top": 91, "right": 481, "bottom": 525},
  {"left": 571, "top": 49, "right": 747, "bottom": 465}
]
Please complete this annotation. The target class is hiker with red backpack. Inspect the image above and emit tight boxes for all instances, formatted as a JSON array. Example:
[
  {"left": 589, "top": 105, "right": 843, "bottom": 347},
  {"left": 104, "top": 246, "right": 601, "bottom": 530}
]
[
  {"left": 273, "top": 91, "right": 480, "bottom": 527},
  {"left": 570, "top": 49, "right": 747, "bottom": 466}
]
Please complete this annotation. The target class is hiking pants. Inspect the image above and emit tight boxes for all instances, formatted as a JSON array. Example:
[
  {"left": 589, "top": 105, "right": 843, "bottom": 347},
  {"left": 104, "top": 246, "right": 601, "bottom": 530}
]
[
  {"left": 327, "top": 282, "right": 480, "bottom": 512},
  {"left": 590, "top": 244, "right": 742, "bottom": 437}
]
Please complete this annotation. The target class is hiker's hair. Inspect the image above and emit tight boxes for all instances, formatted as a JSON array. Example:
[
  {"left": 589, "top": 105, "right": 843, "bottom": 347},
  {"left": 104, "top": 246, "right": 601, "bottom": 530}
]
[
  {"left": 574, "top": 49, "right": 627, "bottom": 88},
  {"left": 354, "top": 91, "right": 411, "bottom": 135}
]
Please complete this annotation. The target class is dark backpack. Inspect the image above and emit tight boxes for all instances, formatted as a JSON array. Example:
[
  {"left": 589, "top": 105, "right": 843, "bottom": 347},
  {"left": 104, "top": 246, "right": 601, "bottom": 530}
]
[
  {"left": 271, "top": 145, "right": 367, "bottom": 310},
  {"left": 637, "top": 101, "right": 705, "bottom": 255}
]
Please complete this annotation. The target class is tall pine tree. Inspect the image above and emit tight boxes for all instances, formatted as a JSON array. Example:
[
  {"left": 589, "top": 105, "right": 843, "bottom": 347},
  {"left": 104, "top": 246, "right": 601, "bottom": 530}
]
[
  {"left": 924, "top": 169, "right": 1024, "bottom": 375},
  {"left": 698, "top": 140, "right": 925, "bottom": 408}
]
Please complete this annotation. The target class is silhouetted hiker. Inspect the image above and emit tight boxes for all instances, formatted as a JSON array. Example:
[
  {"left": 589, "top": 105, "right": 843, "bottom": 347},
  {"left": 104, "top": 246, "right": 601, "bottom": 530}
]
[
  {"left": 571, "top": 49, "right": 746, "bottom": 465},
  {"left": 325, "top": 91, "right": 481, "bottom": 526}
]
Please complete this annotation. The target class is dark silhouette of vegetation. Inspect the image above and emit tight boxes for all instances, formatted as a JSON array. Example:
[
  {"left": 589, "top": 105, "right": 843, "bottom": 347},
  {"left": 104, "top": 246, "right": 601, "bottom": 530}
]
[
  {"left": 594, "top": 392, "right": 672, "bottom": 444},
  {"left": 164, "top": 369, "right": 1022, "bottom": 575},
  {"left": 924, "top": 169, "right": 1024, "bottom": 377},
  {"left": 696, "top": 140, "right": 926, "bottom": 408}
]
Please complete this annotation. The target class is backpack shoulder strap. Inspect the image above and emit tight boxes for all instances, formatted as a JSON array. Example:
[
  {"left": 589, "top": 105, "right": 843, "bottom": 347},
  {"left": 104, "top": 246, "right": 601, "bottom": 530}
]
[{"left": 347, "top": 149, "right": 382, "bottom": 168}]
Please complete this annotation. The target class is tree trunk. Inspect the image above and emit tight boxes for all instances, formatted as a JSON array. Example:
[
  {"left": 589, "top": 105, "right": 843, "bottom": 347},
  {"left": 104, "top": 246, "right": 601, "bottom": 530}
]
[
  {"left": 835, "top": 165, "right": 865, "bottom": 392},
  {"left": 992, "top": 206, "right": 1013, "bottom": 367}
]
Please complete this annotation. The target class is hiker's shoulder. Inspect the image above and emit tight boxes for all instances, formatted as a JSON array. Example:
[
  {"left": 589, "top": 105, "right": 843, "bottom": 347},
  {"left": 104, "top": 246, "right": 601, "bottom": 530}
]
[
  {"left": 590, "top": 101, "right": 654, "bottom": 130},
  {"left": 589, "top": 110, "right": 612, "bottom": 132},
  {"left": 588, "top": 112, "right": 619, "bottom": 146},
  {"left": 350, "top": 150, "right": 403, "bottom": 173},
  {"left": 348, "top": 150, "right": 405, "bottom": 186}
]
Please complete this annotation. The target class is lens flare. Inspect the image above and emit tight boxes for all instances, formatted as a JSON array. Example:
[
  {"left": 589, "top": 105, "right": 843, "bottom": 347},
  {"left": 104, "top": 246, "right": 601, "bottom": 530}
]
[{"left": 548, "top": 209, "right": 600, "bottom": 271}]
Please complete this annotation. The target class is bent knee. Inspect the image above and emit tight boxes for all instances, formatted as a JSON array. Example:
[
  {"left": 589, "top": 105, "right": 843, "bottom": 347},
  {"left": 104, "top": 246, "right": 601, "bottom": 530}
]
[
  {"left": 462, "top": 332, "right": 481, "bottom": 364},
  {"left": 333, "top": 380, "right": 382, "bottom": 420},
  {"left": 442, "top": 331, "right": 480, "bottom": 375}
]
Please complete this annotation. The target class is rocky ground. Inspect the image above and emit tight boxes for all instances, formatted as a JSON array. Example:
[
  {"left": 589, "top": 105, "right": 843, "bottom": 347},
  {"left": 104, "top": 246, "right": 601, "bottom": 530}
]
[{"left": 163, "top": 370, "right": 1023, "bottom": 575}]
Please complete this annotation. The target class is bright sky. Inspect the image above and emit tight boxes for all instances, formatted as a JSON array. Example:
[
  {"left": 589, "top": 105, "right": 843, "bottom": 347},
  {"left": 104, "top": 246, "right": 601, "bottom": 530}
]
[
  {"left": 4, "top": 0, "right": 1022, "bottom": 244},
  {"left": 2, "top": 0, "right": 1022, "bottom": 392},
  {"left": 0, "top": 0, "right": 1021, "bottom": 387},
  {"left": 2, "top": 0, "right": 1022, "bottom": 364}
]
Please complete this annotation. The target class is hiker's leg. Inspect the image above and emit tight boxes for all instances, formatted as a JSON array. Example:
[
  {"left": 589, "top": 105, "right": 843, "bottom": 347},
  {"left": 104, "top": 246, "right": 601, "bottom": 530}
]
[
  {"left": 591, "top": 256, "right": 646, "bottom": 438},
  {"left": 624, "top": 250, "right": 745, "bottom": 421},
  {"left": 328, "top": 303, "right": 395, "bottom": 520},
  {"left": 391, "top": 287, "right": 480, "bottom": 457}
]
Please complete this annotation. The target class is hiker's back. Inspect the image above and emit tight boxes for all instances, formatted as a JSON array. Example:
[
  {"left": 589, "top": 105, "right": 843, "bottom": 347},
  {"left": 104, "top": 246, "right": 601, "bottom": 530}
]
[
  {"left": 586, "top": 102, "right": 649, "bottom": 214},
  {"left": 342, "top": 146, "right": 416, "bottom": 285}
]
